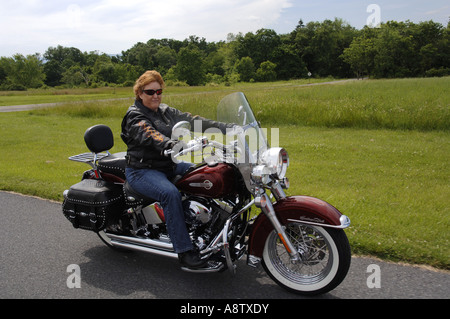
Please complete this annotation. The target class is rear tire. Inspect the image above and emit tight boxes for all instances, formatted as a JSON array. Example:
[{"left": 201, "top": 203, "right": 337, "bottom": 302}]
[{"left": 262, "top": 223, "right": 351, "bottom": 295}]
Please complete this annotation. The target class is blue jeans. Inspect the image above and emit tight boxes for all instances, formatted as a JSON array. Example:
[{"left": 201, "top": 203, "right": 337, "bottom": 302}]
[{"left": 125, "top": 162, "right": 194, "bottom": 254}]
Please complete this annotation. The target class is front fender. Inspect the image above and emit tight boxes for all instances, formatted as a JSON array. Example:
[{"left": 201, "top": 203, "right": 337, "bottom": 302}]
[{"left": 248, "top": 196, "right": 350, "bottom": 259}]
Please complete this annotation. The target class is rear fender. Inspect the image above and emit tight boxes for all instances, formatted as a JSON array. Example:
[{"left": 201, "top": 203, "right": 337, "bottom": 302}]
[{"left": 248, "top": 196, "right": 350, "bottom": 259}]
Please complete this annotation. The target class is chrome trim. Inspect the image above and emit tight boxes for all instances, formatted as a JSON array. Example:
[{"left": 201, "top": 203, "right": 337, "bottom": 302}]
[
  {"left": 223, "top": 219, "right": 236, "bottom": 274},
  {"left": 106, "top": 233, "right": 175, "bottom": 252},
  {"left": 181, "top": 261, "right": 225, "bottom": 273},
  {"left": 237, "top": 199, "right": 255, "bottom": 215},
  {"left": 200, "top": 228, "right": 224, "bottom": 255},
  {"left": 247, "top": 254, "right": 262, "bottom": 268},
  {"left": 68, "top": 152, "right": 109, "bottom": 169},
  {"left": 270, "top": 181, "right": 287, "bottom": 201},
  {"left": 258, "top": 193, "right": 300, "bottom": 263},
  {"left": 287, "top": 214, "right": 351, "bottom": 229},
  {"left": 261, "top": 147, "right": 289, "bottom": 179},
  {"left": 110, "top": 241, "right": 178, "bottom": 259}
]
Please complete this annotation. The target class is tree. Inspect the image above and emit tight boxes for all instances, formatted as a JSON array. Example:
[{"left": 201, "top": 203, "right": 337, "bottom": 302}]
[
  {"left": 43, "top": 46, "right": 84, "bottom": 86},
  {"left": 341, "top": 34, "right": 376, "bottom": 78},
  {"left": 174, "top": 46, "right": 206, "bottom": 86},
  {"left": 235, "top": 29, "right": 281, "bottom": 67},
  {"left": 93, "top": 55, "right": 117, "bottom": 83},
  {"left": 414, "top": 21, "right": 448, "bottom": 74},
  {"left": 2, "top": 54, "right": 45, "bottom": 89},
  {"left": 256, "top": 61, "right": 277, "bottom": 82},
  {"left": 154, "top": 46, "right": 177, "bottom": 75},
  {"left": 0, "top": 58, "right": 8, "bottom": 87},
  {"left": 205, "top": 50, "right": 226, "bottom": 76},
  {"left": 113, "top": 63, "right": 141, "bottom": 85},
  {"left": 293, "top": 18, "right": 357, "bottom": 77},
  {"left": 62, "top": 65, "right": 89, "bottom": 87},
  {"left": 272, "top": 38, "right": 308, "bottom": 79},
  {"left": 372, "top": 23, "right": 415, "bottom": 78},
  {"left": 2, "top": 18, "right": 449, "bottom": 90},
  {"left": 217, "top": 39, "right": 239, "bottom": 79},
  {"left": 235, "top": 57, "right": 255, "bottom": 82},
  {"left": 122, "top": 42, "right": 155, "bottom": 71}
]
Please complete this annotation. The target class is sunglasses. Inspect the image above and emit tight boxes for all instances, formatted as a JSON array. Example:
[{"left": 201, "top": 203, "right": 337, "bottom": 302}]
[{"left": 143, "top": 89, "right": 163, "bottom": 96}]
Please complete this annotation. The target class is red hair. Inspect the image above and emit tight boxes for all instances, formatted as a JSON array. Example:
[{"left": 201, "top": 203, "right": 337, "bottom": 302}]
[{"left": 133, "top": 70, "right": 165, "bottom": 101}]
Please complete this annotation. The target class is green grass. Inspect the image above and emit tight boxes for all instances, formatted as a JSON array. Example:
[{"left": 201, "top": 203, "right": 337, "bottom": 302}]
[
  {"left": 282, "top": 126, "right": 449, "bottom": 268},
  {"left": 0, "top": 87, "right": 134, "bottom": 106},
  {"left": 246, "top": 77, "right": 450, "bottom": 131},
  {"left": 0, "top": 78, "right": 334, "bottom": 107},
  {"left": 26, "top": 77, "right": 450, "bottom": 131},
  {"left": 0, "top": 77, "right": 449, "bottom": 269}
]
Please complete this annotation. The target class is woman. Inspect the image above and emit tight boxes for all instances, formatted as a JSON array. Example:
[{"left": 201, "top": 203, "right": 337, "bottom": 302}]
[{"left": 121, "top": 70, "right": 233, "bottom": 268}]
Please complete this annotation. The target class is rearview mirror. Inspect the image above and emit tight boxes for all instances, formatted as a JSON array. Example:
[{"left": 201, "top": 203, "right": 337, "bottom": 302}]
[{"left": 171, "top": 121, "right": 191, "bottom": 141}]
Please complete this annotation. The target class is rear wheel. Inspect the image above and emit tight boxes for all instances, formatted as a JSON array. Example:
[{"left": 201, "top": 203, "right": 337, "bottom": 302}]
[{"left": 262, "top": 222, "right": 351, "bottom": 295}]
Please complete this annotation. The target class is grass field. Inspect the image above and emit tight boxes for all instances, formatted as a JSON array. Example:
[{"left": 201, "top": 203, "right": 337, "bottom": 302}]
[
  {"left": 0, "top": 77, "right": 448, "bottom": 269},
  {"left": 0, "top": 78, "right": 334, "bottom": 107}
]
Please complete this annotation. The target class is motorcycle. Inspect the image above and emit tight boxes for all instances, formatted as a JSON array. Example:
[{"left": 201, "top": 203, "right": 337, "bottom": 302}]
[{"left": 62, "top": 92, "right": 351, "bottom": 295}]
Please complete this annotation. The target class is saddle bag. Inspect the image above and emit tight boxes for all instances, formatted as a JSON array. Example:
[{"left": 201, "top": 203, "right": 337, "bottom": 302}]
[{"left": 62, "top": 179, "right": 123, "bottom": 231}]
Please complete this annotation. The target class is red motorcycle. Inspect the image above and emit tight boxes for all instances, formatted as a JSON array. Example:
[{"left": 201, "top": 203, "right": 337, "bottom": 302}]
[{"left": 62, "top": 92, "right": 351, "bottom": 295}]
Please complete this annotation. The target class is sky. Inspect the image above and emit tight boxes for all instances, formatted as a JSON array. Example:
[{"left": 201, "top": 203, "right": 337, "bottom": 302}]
[{"left": 0, "top": 0, "right": 448, "bottom": 57}]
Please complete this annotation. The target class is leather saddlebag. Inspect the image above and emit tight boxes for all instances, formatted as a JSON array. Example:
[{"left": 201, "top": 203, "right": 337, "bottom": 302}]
[{"left": 62, "top": 179, "right": 123, "bottom": 231}]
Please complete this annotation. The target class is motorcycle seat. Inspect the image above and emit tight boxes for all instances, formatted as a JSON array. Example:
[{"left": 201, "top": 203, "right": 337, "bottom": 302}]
[{"left": 98, "top": 152, "right": 126, "bottom": 181}]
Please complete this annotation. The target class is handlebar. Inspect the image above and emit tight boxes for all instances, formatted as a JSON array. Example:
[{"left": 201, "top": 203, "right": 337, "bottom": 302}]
[{"left": 164, "top": 136, "right": 239, "bottom": 159}]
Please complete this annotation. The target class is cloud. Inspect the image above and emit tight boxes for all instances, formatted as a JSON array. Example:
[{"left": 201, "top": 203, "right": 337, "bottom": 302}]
[
  {"left": 0, "top": 0, "right": 293, "bottom": 56},
  {"left": 424, "top": 5, "right": 450, "bottom": 17}
]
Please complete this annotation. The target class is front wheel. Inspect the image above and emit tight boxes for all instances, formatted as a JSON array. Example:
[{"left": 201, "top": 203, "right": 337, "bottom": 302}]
[{"left": 262, "top": 222, "right": 351, "bottom": 296}]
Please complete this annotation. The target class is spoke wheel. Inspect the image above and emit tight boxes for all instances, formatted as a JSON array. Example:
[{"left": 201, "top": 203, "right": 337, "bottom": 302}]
[{"left": 262, "top": 222, "right": 350, "bottom": 295}]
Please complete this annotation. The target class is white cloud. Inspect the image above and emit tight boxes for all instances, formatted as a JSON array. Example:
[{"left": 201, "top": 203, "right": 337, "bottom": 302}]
[
  {"left": 2, "top": 0, "right": 447, "bottom": 57},
  {"left": 0, "top": 0, "right": 293, "bottom": 56}
]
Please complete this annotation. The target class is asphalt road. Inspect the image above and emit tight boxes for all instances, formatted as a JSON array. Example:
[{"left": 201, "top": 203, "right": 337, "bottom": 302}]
[{"left": 1, "top": 191, "right": 448, "bottom": 300}]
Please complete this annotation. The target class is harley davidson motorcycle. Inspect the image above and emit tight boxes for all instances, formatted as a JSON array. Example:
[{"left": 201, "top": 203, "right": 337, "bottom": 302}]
[{"left": 62, "top": 92, "right": 351, "bottom": 295}]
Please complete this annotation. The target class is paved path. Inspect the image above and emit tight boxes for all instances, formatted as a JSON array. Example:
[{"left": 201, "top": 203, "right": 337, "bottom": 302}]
[
  {"left": 0, "top": 97, "right": 132, "bottom": 112},
  {"left": 1, "top": 191, "right": 448, "bottom": 299}
]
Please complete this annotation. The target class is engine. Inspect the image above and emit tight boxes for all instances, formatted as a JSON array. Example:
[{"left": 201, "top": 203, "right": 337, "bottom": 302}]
[
  {"left": 183, "top": 198, "right": 212, "bottom": 227},
  {"left": 182, "top": 197, "right": 234, "bottom": 251}
]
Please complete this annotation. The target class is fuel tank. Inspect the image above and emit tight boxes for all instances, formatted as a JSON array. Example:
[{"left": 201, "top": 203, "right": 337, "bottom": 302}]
[{"left": 176, "top": 163, "right": 237, "bottom": 198}]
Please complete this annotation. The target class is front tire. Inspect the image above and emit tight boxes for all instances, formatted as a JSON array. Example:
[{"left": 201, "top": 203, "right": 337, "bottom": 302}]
[{"left": 262, "top": 223, "right": 351, "bottom": 295}]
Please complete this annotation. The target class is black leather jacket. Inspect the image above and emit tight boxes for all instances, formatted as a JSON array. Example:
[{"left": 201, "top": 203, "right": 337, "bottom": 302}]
[{"left": 121, "top": 100, "right": 233, "bottom": 171}]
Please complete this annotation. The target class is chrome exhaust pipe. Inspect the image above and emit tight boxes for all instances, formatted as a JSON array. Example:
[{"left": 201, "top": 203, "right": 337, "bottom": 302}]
[
  {"left": 111, "top": 241, "right": 178, "bottom": 259},
  {"left": 106, "top": 233, "right": 178, "bottom": 259},
  {"left": 105, "top": 232, "right": 227, "bottom": 273}
]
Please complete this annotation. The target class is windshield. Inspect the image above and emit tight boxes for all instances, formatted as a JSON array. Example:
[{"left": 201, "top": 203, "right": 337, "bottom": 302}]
[
  {"left": 217, "top": 92, "right": 268, "bottom": 164},
  {"left": 216, "top": 92, "right": 269, "bottom": 191}
]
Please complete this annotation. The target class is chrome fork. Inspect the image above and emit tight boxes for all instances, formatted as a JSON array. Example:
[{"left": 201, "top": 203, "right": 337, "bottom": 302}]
[{"left": 254, "top": 186, "right": 301, "bottom": 264}]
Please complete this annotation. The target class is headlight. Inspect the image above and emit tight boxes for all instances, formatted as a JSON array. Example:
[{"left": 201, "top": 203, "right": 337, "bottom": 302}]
[
  {"left": 262, "top": 147, "right": 289, "bottom": 179},
  {"left": 252, "top": 165, "right": 271, "bottom": 184}
]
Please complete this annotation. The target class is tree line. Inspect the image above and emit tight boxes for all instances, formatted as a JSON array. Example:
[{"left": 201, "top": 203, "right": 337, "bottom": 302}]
[{"left": 0, "top": 18, "right": 448, "bottom": 90}]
